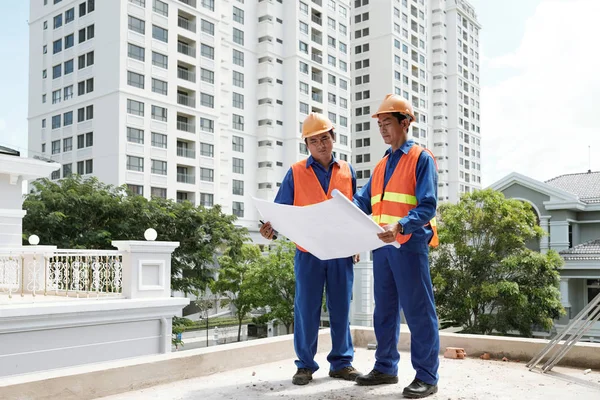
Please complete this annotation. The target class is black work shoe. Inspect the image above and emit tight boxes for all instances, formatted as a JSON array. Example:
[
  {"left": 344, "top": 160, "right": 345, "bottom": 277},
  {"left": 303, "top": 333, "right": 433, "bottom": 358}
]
[
  {"left": 355, "top": 369, "right": 399, "bottom": 386},
  {"left": 402, "top": 378, "right": 438, "bottom": 398},
  {"left": 292, "top": 368, "right": 313, "bottom": 385},
  {"left": 329, "top": 366, "right": 362, "bottom": 381}
]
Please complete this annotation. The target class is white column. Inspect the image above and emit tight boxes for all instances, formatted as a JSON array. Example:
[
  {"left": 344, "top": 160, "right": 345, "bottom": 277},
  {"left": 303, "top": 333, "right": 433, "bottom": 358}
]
[
  {"left": 539, "top": 216, "right": 550, "bottom": 254},
  {"left": 559, "top": 278, "right": 571, "bottom": 320}
]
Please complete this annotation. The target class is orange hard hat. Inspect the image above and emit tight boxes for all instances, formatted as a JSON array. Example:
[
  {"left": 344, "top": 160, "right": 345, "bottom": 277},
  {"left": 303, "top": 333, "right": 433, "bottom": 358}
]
[
  {"left": 301, "top": 112, "right": 334, "bottom": 139},
  {"left": 372, "top": 94, "right": 415, "bottom": 121}
]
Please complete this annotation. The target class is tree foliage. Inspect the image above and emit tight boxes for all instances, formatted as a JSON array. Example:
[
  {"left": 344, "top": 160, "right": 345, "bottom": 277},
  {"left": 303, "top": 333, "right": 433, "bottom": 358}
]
[
  {"left": 430, "top": 189, "right": 564, "bottom": 336},
  {"left": 22, "top": 176, "right": 247, "bottom": 294}
]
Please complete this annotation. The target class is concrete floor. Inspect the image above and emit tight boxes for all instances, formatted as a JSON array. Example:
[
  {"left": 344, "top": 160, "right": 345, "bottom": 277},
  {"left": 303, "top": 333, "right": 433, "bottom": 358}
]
[{"left": 97, "top": 348, "right": 600, "bottom": 400}]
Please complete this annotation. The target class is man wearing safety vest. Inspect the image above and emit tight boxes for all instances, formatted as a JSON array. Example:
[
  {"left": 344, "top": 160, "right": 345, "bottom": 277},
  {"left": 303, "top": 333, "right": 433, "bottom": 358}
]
[
  {"left": 353, "top": 94, "right": 440, "bottom": 399},
  {"left": 260, "top": 113, "right": 362, "bottom": 386}
]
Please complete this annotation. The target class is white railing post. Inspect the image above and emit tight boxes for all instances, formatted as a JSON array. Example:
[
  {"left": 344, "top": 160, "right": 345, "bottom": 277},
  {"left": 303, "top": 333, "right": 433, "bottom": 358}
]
[{"left": 110, "top": 240, "right": 179, "bottom": 299}]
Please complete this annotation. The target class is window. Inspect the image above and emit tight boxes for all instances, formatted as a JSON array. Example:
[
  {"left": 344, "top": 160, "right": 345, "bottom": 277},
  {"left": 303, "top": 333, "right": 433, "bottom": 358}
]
[
  {"left": 65, "top": 34, "right": 74, "bottom": 49},
  {"left": 200, "top": 143, "right": 215, "bottom": 157},
  {"left": 299, "top": 143, "right": 308, "bottom": 155},
  {"left": 328, "top": 17, "right": 336, "bottom": 30},
  {"left": 233, "top": 7, "right": 244, "bottom": 24},
  {"left": 201, "top": 93, "right": 214, "bottom": 108},
  {"left": 52, "top": 90, "right": 61, "bottom": 104},
  {"left": 123, "top": 10, "right": 143, "bottom": 27},
  {"left": 300, "top": 21, "right": 308, "bottom": 34},
  {"left": 51, "top": 170, "right": 60, "bottom": 180},
  {"left": 152, "top": 78, "right": 168, "bottom": 95},
  {"left": 299, "top": 102, "right": 309, "bottom": 114},
  {"left": 233, "top": 71, "right": 244, "bottom": 88},
  {"left": 127, "top": 185, "right": 143, "bottom": 196},
  {"left": 152, "top": 25, "right": 168, "bottom": 42},
  {"left": 153, "top": 0, "right": 168, "bottom": 16},
  {"left": 85, "top": 132, "right": 93, "bottom": 147},
  {"left": 151, "top": 105, "right": 167, "bottom": 122},
  {"left": 76, "top": 161, "right": 84, "bottom": 175},
  {"left": 63, "top": 164, "right": 73, "bottom": 178},
  {"left": 340, "top": 79, "right": 348, "bottom": 90},
  {"left": 299, "top": 41, "right": 308, "bottom": 54},
  {"left": 127, "top": 71, "right": 145, "bottom": 89},
  {"left": 65, "top": 7, "right": 75, "bottom": 24},
  {"left": 127, "top": 127, "right": 144, "bottom": 144},
  {"left": 200, "top": 193, "right": 213, "bottom": 207},
  {"left": 339, "top": 42, "right": 347, "bottom": 54},
  {"left": 232, "top": 202, "right": 244, "bottom": 218},
  {"left": 53, "top": 39, "right": 62, "bottom": 54},
  {"left": 328, "top": 36, "right": 336, "bottom": 47},
  {"left": 128, "top": 43, "right": 145, "bottom": 61},
  {"left": 151, "top": 132, "right": 167, "bottom": 148},
  {"left": 328, "top": 55, "right": 336, "bottom": 66},
  {"left": 78, "top": 51, "right": 94, "bottom": 69},
  {"left": 62, "top": 138, "right": 72, "bottom": 153},
  {"left": 201, "top": 19, "right": 214, "bottom": 35},
  {"left": 232, "top": 114, "right": 244, "bottom": 131},
  {"left": 201, "top": 44, "right": 214, "bottom": 59},
  {"left": 151, "top": 187, "right": 167, "bottom": 199},
  {"left": 232, "top": 180, "right": 244, "bottom": 195},
  {"left": 152, "top": 52, "right": 168, "bottom": 69},
  {"left": 299, "top": 1, "right": 308, "bottom": 14},
  {"left": 201, "top": 0, "right": 215, "bottom": 11},
  {"left": 232, "top": 93, "right": 244, "bottom": 109},
  {"left": 151, "top": 160, "right": 167, "bottom": 175},
  {"left": 63, "top": 111, "right": 73, "bottom": 126},
  {"left": 52, "top": 140, "right": 61, "bottom": 154},
  {"left": 127, "top": 156, "right": 144, "bottom": 172},
  {"left": 340, "top": 116, "right": 347, "bottom": 127},
  {"left": 299, "top": 82, "right": 309, "bottom": 94},
  {"left": 200, "top": 168, "right": 214, "bottom": 182},
  {"left": 54, "top": 14, "right": 62, "bottom": 29},
  {"left": 227, "top": 136, "right": 243, "bottom": 154},
  {"left": 127, "top": 99, "right": 144, "bottom": 116},
  {"left": 232, "top": 158, "right": 244, "bottom": 174},
  {"left": 299, "top": 61, "right": 308, "bottom": 74},
  {"left": 200, "top": 118, "right": 214, "bottom": 132},
  {"left": 52, "top": 115, "right": 61, "bottom": 129},
  {"left": 339, "top": 23, "right": 347, "bottom": 36},
  {"left": 340, "top": 135, "right": 348, "bottom": 146},
  {"left": 43, "top": 44, "right": 47, "bottom": 54},
  {"left": 233, "top": 49, "right": 244, "bottom": 66},
  {"left": 233, "top": 28, "right": 244, "bottom": 45},
  {"left": 129, "top": 0, "right": 145, "bottom": 7}
]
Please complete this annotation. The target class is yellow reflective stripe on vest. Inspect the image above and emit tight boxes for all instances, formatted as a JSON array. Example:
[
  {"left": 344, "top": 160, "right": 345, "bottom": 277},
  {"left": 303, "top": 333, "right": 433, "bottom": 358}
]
[
  {"left": 371, "top": 194, "right": 382, "bottom": 206},
  {"left": 430, "top": 217, "right": 437, "bottom": 227},
  {"left": 370, "top": 192, "right": 417, "bottom": 207},
  {"left": 372, "top": 214, "right": 403, "bottom": 225}
]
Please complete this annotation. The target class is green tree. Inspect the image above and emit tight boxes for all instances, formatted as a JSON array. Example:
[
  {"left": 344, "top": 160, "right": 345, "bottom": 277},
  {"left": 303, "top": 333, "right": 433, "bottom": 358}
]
[
  {"left": 430, "top": 189, "right": 564, "bottom": 336},
  {"left": 252, "top": 240, "right": 296, "bottom": 334},
  {"left": 213, "top": 244, "right": 263, "bottom": 342},
  {"left": 22, "top": 176, "right": 247, "bottom": 294}
]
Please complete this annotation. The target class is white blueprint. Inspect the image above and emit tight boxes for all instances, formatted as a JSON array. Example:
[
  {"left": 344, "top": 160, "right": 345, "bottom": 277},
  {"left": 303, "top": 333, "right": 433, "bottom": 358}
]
[{"left": 252, "top": 189, "right": 400, "bottom": 260}]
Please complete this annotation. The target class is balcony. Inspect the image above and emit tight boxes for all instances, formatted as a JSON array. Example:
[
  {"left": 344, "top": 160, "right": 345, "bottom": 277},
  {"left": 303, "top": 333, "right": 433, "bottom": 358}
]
[
  {"left": 311, "top": 14, "right": 322, "bottom": 25},
  {"left": 311, "top": 32, "right": 322, "bottom": 45},
  {"left": 177, "top": 120, "right": 196, "bottom": 133},
  {"left": 179, "top": 0, "right": 196, "bottom": 7},
  {"left": 311, "top": 53, "right": 322, "bottom": 64},
  {"left": 177, "top": 67, "right": 196, "bottom": 83},
  {"left": 177, "top": 41, "right": 196, "bottom": 58},
  {"left": 178, "top": 16, "right": 196, "bottom": 33},
  {"left": 177, "top": 145, "right": 196, "bottom": 159},
  {"left": 311, "top": 72, "right": 323, "bottom": 83},
  {"left": 312, "top": 0, "right": 322, "bottom": 6},
  {"left": 311, "top": 92, "right": 323, "bottom": 103},
  {"left": 177, "top": 173, "right": 196, "bottom": 184},
  {"left": 177, "top": 93, "right": 196, "bottom": 108}
]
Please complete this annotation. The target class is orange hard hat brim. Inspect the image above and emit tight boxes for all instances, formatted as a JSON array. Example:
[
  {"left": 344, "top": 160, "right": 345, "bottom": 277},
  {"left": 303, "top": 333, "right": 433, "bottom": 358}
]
[{"left": 302, "top": 127, "right": 333, "bottom": 139}]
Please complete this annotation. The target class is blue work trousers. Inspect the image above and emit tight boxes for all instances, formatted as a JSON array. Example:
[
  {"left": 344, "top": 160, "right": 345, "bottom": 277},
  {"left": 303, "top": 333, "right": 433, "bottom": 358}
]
[
  {"left": 293, "top": 250, "right": 354, "bottom": 372},
  {"left": 372, "top": 246, "right": 440, "bottom": 385}
]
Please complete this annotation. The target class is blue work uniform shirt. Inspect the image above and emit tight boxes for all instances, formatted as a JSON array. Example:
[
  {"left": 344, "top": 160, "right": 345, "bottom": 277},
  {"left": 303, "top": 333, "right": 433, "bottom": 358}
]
[
  {"left": 353, "top": 140, "right": 438, "bottom": 253},
  {"left": 274, "top": 155, "right": 357, "bottom": 205}
]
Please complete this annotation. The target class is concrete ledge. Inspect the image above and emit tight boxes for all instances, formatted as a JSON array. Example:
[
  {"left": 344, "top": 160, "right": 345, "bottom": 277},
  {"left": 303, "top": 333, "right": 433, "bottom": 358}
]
[
  {"left": 0, "top": 329, "right": 332, "bottom": 400},
  {"left": 3, "top": 326, "right": 600, "bottom": 400},
  {"left": 352, "top": 325, "right": 600, "bottom": 369}
]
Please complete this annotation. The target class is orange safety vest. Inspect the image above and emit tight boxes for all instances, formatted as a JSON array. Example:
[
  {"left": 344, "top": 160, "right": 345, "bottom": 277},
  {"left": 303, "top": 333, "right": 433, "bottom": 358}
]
[
  {"left": 291, "top": 159, "right": 354, "bottom": 252},
  {"left": 370, "top": 144, "right": 439, "bottom": 247}
]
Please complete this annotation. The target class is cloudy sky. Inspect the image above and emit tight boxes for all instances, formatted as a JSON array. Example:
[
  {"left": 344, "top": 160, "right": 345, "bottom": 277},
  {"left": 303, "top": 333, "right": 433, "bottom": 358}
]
[{"left": 1, "top": 0, "right": 598, "bottom": 186}]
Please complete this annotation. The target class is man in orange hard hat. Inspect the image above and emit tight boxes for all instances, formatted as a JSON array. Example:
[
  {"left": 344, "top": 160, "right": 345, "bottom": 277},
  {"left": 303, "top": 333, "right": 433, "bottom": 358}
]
[
  {"left": 353, "top": 94, "right": 440, "bottom": 398},
  {"left": 260, "top": 112, "right": 362, "bottom": 385}
]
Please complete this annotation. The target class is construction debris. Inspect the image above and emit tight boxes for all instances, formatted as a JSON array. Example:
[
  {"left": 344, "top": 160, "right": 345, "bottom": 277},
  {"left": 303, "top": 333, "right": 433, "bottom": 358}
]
[
  {"left": 480, "top": 352, "right": 491, "bottom": 360},
  {"left": 444, "top": 347, "right": 466, "bottom": 359}
]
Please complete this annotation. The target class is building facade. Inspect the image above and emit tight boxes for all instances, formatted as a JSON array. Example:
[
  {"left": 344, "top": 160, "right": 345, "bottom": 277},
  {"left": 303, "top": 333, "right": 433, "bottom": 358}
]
[
  {"left": 28, "top": 0, "right": 352, "bottom": 238},
  {"left": 491, "top": 171, "right": 600, "bottom": 340}
]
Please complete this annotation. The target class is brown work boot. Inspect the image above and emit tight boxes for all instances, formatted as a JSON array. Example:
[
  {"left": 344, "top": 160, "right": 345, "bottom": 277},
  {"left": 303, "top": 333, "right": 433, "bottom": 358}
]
[
  {"left": 292, "top": 368, "right": 313, "bottom": 385},
  {"left": 355, "top": 369, "right": 399, "bottom": 386},
  {"left": 329, "top": 366, "right": 362, "bottom": 381}
]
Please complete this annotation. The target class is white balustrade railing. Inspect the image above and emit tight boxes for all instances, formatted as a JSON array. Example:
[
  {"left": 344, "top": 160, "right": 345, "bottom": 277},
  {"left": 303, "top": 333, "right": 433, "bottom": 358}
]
[{"left": 0, "top": 248, "right": 123, "bottom": 300}]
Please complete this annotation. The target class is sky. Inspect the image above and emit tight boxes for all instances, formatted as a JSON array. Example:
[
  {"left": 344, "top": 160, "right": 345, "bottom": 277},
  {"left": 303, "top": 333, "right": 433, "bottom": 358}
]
[{"left": 1, "top": 0, "right": 598, "bottom": 186}]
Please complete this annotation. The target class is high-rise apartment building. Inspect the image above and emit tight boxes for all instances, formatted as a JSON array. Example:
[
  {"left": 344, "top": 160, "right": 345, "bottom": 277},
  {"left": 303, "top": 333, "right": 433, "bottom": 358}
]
[
  {"left": 28, "top": 0, "right": 352, "bottom": 237},
  {"left": 349, "top": 0, "right": 482, "bottom": 326}
]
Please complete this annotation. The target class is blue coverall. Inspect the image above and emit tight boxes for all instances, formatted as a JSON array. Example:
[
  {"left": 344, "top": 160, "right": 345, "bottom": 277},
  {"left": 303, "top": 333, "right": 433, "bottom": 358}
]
[
  {"left": 353, "top": 139, "right": 440, "bottom": 385},
  {"left": 275, "top": 155, "right": 357, "bottom": 373}
]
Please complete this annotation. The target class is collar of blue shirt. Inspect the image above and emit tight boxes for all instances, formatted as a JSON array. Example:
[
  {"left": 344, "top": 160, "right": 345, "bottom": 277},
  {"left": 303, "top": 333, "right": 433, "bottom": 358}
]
[
  {"left": 384, "top": 139, "right": 415, "bottom": 158},
  {"left": 305, "top": 154, "right": 340, "bottom": 169}
]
